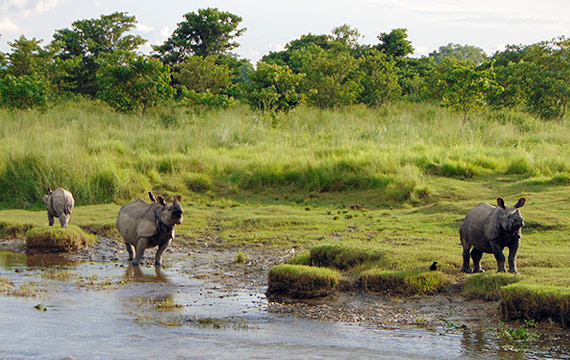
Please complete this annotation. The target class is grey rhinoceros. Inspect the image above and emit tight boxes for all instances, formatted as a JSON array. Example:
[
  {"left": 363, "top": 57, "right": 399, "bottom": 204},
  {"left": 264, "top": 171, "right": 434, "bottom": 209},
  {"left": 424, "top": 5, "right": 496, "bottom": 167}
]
[
  {"left": 460, "top": 197, "right": 525, "bottom": 273},
  {"left": 42, "top": 187, "right": 75, "bottom": 228},
  {"left": 116, "top": 193, "right": 183, "bottom": 266}
]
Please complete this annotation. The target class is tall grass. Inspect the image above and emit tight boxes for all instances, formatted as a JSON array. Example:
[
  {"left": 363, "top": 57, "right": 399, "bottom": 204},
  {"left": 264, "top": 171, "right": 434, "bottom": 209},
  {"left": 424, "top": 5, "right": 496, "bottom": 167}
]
[{"left": 1, "top": 99, "right": 569, "bottom": 207}]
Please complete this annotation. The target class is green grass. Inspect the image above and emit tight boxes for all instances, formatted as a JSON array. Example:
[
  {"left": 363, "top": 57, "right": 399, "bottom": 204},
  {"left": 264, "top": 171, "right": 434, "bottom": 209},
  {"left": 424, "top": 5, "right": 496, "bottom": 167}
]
[
  {"left": 462, "top": 273, "right": 521, "bottom": 301},
  {"left": 501, "top": 284, "right": 570, "bottom": 328},
  {"left": 25, "top": 225, "right": 98, "bottom": 253},
  {"left": 1, "top": 100, "right": 570, "bottom": 325},
  {"left": 358, "top": 268, "right": 453, "bottom": 295},
  {"left": 267, "top": 264, "right": 341, "bottom": 299}
]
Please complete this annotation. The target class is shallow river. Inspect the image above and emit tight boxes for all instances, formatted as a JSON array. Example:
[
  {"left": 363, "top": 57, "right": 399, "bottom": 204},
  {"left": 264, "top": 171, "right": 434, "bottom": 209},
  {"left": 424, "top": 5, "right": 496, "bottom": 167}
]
[{"left": 1, "top": 250, "right": 569, "bottom": 359}]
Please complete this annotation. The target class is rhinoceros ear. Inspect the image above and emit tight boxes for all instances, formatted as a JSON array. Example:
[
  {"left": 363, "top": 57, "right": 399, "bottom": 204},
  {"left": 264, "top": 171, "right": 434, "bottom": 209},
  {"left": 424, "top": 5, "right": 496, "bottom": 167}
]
[
  {"left": 148, "top": 192, "right": 157, "bottom": 202},
  {"left": 514, "top": 197, "right": 526, "bottom": 208},
  {"left": 157, "top": 196, "right": 166, "bottom": 206},
  {"left": 47, "top": 187, "right": 52, "bottom": 195},
  {"left": 497, "top": 197, "right": 506, "bottom": 209},
  {"left": 175, "top": 195, "right": 182, "bottom": 203}
]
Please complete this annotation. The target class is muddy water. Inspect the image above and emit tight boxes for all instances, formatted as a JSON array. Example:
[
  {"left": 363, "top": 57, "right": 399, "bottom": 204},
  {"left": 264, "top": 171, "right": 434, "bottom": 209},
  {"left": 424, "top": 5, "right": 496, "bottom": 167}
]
[{"left": 1, "top": 250, "right": 569, "bottom": 360}]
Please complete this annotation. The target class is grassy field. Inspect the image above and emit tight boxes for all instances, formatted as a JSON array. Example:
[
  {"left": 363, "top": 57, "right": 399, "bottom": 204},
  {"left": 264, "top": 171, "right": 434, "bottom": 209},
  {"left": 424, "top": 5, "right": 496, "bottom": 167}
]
[{"left": 1, "top": 99, "right": 569, "bottom": 324}]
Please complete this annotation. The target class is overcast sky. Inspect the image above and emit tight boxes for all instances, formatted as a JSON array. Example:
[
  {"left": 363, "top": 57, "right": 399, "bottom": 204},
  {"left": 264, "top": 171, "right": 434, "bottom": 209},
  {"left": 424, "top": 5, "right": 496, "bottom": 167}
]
[{"left": 1, "top": 0, "right": 569, "bottom": 63}]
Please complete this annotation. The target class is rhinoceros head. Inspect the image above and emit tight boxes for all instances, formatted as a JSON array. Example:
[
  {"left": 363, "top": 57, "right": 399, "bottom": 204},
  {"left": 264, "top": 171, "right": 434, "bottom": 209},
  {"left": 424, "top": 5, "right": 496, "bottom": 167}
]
[
  {"left": 497, "top": 197, "right": 525, "bottom": 232},
  {"left": 42, "top": 187, "right": 53, "bottom": 205},
  {"left": 158, "top": 194, "right": 184, "bottom": 226}
]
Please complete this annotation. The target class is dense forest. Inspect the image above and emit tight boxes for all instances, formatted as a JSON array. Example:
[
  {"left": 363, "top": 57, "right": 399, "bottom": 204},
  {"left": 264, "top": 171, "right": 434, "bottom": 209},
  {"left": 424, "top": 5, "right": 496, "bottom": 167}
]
[{"left": 0, "top": 7, "right": 569, "bottom": 121}]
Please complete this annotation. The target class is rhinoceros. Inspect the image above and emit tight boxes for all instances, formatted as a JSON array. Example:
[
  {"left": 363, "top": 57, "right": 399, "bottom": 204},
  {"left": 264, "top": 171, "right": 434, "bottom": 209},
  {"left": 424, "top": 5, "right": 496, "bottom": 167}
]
[
  {"left": 460, "top": 197, "right": 525, "bottom": 274},
  {"left": 116, "top": 194, "right": 183, "bottom": 266},
  {"left": 42, "top": 187, "right": 75, "bottom": 228}
]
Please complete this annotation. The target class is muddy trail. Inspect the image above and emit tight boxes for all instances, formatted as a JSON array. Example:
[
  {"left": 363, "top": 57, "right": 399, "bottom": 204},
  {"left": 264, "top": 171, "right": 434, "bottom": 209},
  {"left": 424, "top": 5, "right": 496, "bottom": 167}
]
[{"left": 1, "top": 235, "right": 570, "bottom": 359}]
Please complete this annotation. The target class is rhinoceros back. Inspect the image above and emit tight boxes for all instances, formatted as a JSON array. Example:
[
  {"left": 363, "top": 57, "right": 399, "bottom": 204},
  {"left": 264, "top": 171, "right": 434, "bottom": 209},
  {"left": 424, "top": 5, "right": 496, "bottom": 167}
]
[
  {"left": 460, "top": 202, "right": 499, "bottom": 252},
  {"left": 116, "top": 199, "right": 160, "bottom": 244},
  {"left": 48, "top": 187, "right": 74, "bottom": 216}
]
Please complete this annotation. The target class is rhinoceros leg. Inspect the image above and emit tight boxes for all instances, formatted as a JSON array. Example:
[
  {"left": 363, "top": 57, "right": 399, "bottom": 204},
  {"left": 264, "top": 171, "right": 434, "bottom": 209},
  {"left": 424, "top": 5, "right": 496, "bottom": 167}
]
[
  {"left": 507, "top": 237, "right": 520, "bottom": 274},
  {"left": 471, "top": 248, "right": 485, "bottom": 273},
  {"left": 125, "top": 243, "right": 135, "bottom": 263},
  {"left": 490, "top": 241, "right": 506, "bottom": 272},
  {"left": 461, "top": 244, "right": 473, "bottom": 273},
  {"left": 59, "top": 214, "right": 69, "bottom": 228},
  {"left": 48, "top": 212, "right": 55, "bottom": 226},
  {"left": 154, "top": 239, "right": 171, "bottom": 266},
  {"left": 132, "top": 237, "right": 149, "bottom": 266}
]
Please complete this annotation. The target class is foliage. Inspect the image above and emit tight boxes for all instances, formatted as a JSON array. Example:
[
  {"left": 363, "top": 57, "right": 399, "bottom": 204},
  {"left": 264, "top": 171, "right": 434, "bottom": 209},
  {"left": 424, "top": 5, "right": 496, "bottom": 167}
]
[
  {"left": 376, "top": 28, "right": 414, "bottom": 58},
  {"left": 359, "top": 269, "right": 452, "bottom": 295},
  {"left": 0, "top": 74, "right": 48, "bottom": 110},
  {"left": 97, "top": 51, "right": 174, "bottom": 118},
  {"left": 358, "top": 49, "right": 401, "bottom": 106},
  {"left": 291, "top": 45, "right": 363, "bottom": 108},
  {"left": 241, "top": 62, "right": 306, "bottom": 113},
  {"left": 429, "top": 58, "right": 503, "bottom": 122},
  {"left": 153, "top": 8, "right": 246, "bottom": 65},
  {"left": 429, "top": 43, "right": 487, "bottom": 65},
  {"left": 174, "top": 55, "right": 231, "bottom": 94},
  {"left": 52, "top": 12, "right": 145, "bottom": 97}
]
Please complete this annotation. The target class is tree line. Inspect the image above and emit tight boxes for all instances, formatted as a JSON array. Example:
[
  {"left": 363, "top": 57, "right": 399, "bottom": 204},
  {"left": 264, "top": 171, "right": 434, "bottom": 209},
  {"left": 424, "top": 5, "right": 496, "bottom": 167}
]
[{"left": 1, "top": 8, "right": 569, "bottom": 120}]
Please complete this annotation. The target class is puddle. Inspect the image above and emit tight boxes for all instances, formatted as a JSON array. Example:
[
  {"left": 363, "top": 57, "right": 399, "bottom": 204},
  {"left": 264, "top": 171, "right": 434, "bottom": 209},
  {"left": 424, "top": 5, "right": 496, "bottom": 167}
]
[{"left": 1, "top": 250, "right": 570, "bottom": 359}]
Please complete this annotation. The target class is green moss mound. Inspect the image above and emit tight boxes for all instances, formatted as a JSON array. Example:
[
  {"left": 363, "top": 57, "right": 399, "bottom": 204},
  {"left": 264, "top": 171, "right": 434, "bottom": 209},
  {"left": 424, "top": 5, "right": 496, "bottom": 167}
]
[
  {"left": 267, "top": 264, "right": 340, "bottom": 299},
  {"left": 25, "top": 225, "right": 97, "bottom": 253},
  {"left": 462, "top": 273, "right": 521, "bottom": 301},
  {"left": 309, "top": 243, "right": 389, "bottom": 270},
  {"left": 500, "top": 283, "right": 570, "bottom": 328},
  {"left": 358, "top": 268, "right": 452, "bottom": 295}
]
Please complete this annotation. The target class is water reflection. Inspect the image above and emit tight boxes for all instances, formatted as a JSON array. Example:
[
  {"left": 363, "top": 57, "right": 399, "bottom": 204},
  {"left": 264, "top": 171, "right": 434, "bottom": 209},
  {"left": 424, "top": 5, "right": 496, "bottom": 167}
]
[
  {"left": 0, "top": 250, "right": 80, "bottom": 269},
  {"left": 123, "top": 265, "right": 169, "bottom": 283}
]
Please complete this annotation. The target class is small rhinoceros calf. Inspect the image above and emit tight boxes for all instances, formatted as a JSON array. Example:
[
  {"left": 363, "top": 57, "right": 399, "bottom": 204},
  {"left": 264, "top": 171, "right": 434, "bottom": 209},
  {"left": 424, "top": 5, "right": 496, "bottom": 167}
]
[
  {"left": 42, "top": 187, "right": 75, "bottom": 228},
  {"left": 116, "top": 193, "right": 183, "bottom": 266},
  {"left": 460, "top": 197, "right": 525, "bottom": 274}
]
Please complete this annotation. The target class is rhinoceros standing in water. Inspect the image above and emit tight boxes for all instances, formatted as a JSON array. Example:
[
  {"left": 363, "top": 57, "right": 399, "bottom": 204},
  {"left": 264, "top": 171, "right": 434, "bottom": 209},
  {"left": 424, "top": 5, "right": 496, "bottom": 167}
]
[
  {"left": 42, "top": 187, "right": 75, "bottom": 228},
  {"left": 460, "top": 197, "right": 525, "bottom": 273},
  {"left": 116, "top": 194, "right": 183, "bottom": 266}
]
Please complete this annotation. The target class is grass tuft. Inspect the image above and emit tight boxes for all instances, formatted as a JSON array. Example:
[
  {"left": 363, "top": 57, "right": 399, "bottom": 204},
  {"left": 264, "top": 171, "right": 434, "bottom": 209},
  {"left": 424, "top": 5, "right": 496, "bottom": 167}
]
[
  {"left": 462, "top": 273, "right": 521, "bottom": 301},
  {"left": 25, "top": 225, "right": 97, "bottom": 253},
  {"left": 267, "top": 264, "right": 340, "bottom": 299},
  {"left": 358, "top": 268, "right": 452, "bottom": 295}
]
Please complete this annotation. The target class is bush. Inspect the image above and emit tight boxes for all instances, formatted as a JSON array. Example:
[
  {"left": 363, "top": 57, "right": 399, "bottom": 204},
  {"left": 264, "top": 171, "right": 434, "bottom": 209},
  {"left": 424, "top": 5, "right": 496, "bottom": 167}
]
[{"left": 26, "top": 225, "right": 97, "bottom": 253}]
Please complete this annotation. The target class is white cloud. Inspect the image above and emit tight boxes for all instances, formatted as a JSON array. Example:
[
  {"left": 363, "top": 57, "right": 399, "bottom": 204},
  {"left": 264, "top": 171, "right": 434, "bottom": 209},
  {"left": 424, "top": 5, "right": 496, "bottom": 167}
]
[
  {"left": 159, "top": 26, "right": 170, "bottom": 40},
  {"left": 136, "top": 23, "right": 153, "bottom": 33},
  {"left": 0, "top": 17, "right": 22, "bottom": 33},
  {"left": 33, "top": 0, "right": 65, "bottom": 13},
  {"left": 267, "top": 42, "right": 285, "bottom": 52}
]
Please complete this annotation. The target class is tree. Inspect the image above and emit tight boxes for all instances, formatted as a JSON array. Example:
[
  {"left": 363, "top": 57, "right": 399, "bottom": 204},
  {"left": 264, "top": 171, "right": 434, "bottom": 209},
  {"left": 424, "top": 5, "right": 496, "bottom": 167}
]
[
  {"left": 429, "top": 58, "right": 502, "bottom": 122},
  {"left": 358, "top": 50, "right": 401, "bottom": 106},
  {"left": 0, "top": 75, "right": 48, "bottom": 110},
  {"left": 97, "top": 51, "right": 174, "bottom": 119},
  {"left": 153, "top": 8, "right": 245, "bottom": 65},
  {"left": 174, "top": 55, "right": 233, "bottom": 111},
  {"left": 242, "top": 62, "right": 306, "bottom": 113},
  {"left": 429, "top": 43, "right": 487, "bottom": 65},
  {"left": 376, "top": 28, "right": 413, "bottom": 58},
  {"left": 53, "top": 12, "right": 145, "bottom": 96},
  {"left": 291, "top": 45, "right": 362, "bottom": 108}
]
